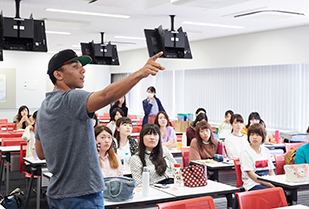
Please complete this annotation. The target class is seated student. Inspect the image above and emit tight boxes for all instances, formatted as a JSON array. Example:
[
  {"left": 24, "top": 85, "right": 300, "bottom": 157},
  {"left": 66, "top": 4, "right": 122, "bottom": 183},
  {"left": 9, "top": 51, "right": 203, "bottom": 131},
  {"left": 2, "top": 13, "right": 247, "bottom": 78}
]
[
  {"left": 129, "top": 124, "right": 176, "bottom": 187},
  {"left": 241, "top": 112, "right": 264, "bottom": 135},
  {"left": 107, "top": 108, "right": 124, "bottom": 135},
  {"left": 22, "top": 110, "right": 38, "bottom": 159},
  {"left": 109, "top": 96, "right": 128, "bottom": 117},
  {"left": 189, "top": 107, "right": 207, "bottom": 127},
  {"left": 240, "top": 123, "right": 275, "bottom": 191},
  {"left": 113, "top": 117, "right": 138, "bottom": 159},
  {"left": 218, "top": 110, "right": 234, "bottom": 135},
  {"left": 186, "top": 113, "right": 208, "bottom": 146},
  {"left": 295, "top": 126, "right": 309, "bottom": 164},
  {"left": 224, "top": 114, "right": 249, "bottom": 159},
  {"left": 95, "top": 125, "right": 123, "bottom": 177},
  {"left": 189, "top": 121, "right": 219, "bottom": 161},
  {"left": 154, "top": 111, "right": 177, "bottom": 149},
  {"left": 13, "top": 105, "right": 34, "bottom": 130}
]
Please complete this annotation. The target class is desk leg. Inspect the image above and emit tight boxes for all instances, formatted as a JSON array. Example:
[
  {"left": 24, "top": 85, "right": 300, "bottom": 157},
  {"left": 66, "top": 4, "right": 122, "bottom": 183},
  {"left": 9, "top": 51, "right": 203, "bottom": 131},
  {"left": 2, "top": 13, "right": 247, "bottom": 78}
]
[
  {"left": 25, "top": 168, "right": 36, "bottom": 209},
  {"left": 6, "top": 161, "right": 9, "bottom": 195},
  {"left": 225, "top": 193, "right": 233, "bottom": 209},
  {"left": 36, "top": 166, "right": 42, "bottom": 209},
  {"left": 291, "top": 189, "right": 297, "bottom": 205}
]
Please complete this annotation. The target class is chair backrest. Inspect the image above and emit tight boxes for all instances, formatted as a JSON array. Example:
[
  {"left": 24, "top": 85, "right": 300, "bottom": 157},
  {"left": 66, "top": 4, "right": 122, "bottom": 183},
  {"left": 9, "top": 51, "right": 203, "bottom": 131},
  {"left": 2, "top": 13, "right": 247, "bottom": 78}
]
[
  {"left": 181, "top": 147, "right": 190, "bottom": 167},
  {"left": 157, "top": 196, "right": 216, "bottom": 209},
  {"left": 285, "top": 142, "right": 307, "bottom": 152},
  {"left": 6, "top": 123, "right": 16, "bottom": 131},
  {"left": 0, "top": 132, "right": 13, "bottom": 138},
  {"left": 2, "top": 138, "right": 25, "bottom": 146},
  {"left": 132, "top": 126, "right": 142, "bottom": 133},
  {"left": 235, "top": 187, "right": 288, "bottom": 209},
  {"left": 217, "top": 142, "right": 227, "bottom": 158},
  {"left": 233, "top": 158, "right": 243, "bottom": 188},
  {"left": 0, "top": 119, "right": 8, "bottom": 123},
  {"left": 11, "top": 132, "right": 23, "bottom": 137},
  {"left": 127, "top": 115, "right": 137, "bottom": 119},
  {"left": 274, "top": 154, "right": 285, "bottom": 175},
  {"left": 19, "top": 141, "right": 27, "bottom": 173},
  {"left": 211, "top": 127, "right": 216, "bottom": 134}
]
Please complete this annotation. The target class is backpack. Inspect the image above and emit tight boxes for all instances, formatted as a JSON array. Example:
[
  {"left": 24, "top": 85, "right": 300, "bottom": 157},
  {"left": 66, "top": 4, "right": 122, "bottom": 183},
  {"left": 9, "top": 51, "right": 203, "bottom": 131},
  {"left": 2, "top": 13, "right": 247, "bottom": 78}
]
[{"left": 284, "top": 148, "right": 297, "bottom": 165}]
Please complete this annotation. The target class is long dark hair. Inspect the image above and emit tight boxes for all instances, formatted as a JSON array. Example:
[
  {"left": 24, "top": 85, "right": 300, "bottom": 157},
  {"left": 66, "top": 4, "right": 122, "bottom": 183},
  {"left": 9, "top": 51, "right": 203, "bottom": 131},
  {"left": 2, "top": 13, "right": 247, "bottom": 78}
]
[
  {"left": 114, "top": 117, "right": 132, "bottom": 148},
  {"left": 113, "top": 96, "right": 126, "bottom": 108},
  {"left": 193, "top": 113, "right": 208, "bottom": 127},
  {"left": 17, "top": 105, "right": 31, "bottom": 129},
  {"left": 154, "top": 111, "right": 170, "bottom": 128},
  {"left": 245, "top": 112, "right": 262, "bottom": 128},
  {"left": 110, "top": 108, "right": 124, "bottom": 122},
  {"left": 195, "top": 121, "right": 215, "bottom": 151},
  {"left": 147, "top": 86, "right": 157, "bottom": 98},
  {"left": 137, "top": 124, "right": 167, "bottom": 176}
]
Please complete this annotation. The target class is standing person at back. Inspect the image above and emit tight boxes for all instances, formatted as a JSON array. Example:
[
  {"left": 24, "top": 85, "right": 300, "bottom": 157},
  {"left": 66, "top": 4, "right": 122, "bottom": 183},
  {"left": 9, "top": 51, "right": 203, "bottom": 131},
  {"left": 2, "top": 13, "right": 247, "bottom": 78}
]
[
  {"left": 35, "top": 49, "right": 165, "bottom": 209},
  {"left": 142, "top": 86, "right": 165, "bottom": 126}
]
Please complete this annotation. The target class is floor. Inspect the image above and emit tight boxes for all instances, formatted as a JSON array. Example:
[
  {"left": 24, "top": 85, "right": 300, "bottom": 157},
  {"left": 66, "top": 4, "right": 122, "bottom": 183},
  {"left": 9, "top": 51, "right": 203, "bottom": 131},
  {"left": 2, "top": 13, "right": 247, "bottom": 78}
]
[{"left": 2, "top": 169, "right": 309, "bottom": 209}]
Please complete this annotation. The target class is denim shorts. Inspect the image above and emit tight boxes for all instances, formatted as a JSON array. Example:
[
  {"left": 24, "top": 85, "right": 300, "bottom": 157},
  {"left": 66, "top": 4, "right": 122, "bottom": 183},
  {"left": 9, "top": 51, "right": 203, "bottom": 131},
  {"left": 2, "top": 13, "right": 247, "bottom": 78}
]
[{"left": 47, "top": 192, "right": 104, "bottom": 209}]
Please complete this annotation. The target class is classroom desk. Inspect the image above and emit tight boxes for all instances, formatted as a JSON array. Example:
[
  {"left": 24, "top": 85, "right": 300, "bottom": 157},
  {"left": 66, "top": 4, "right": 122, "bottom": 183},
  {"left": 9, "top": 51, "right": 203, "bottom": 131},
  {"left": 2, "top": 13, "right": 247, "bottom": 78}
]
[
  {"left": 190, "top": 159, "right": 234, "bottom": 181},
  {"left": 274, "top": 205, "right": 309, "bottom": 209},
  {"left": 263, "top": 143, "right": 285, "bottom": 152},
  {"left": 23, "top": 157, "right": 47, "bottom": 209},
  {"left": 130, "top": 131, "right": 183, "bottom": 138},
  {"left": 104, "top": 187, "right": 175, "bottom": 208},
  {"left": 257, "top": 174, "right": 309, "bottom": 205},
  {"left": 0, "top": 146, "right": 20, "bottom": 195},
  {"left": 154, "top": 180, "right": 239, "bottom": 209}
]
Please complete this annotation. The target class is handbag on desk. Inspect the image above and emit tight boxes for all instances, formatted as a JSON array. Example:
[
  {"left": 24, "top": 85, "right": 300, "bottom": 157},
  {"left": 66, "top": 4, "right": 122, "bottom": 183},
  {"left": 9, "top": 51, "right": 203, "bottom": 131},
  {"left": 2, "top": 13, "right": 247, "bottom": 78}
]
[
  {"left": 284, "top": 163, "right": 309, "bottom": 183},
  {"left": 103, "top": 177, "right": 136, "bottom": 202},
  {"left": 181, "top": 164, "right": 207, "bottom": 187}
]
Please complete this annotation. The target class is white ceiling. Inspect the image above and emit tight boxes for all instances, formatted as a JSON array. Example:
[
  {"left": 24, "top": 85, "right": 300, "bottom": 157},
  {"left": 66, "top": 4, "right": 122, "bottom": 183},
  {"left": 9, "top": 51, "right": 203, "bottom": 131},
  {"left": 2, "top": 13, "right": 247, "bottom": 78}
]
[{"left": 1, "top": 0, "right": 309, "bottom": 54}]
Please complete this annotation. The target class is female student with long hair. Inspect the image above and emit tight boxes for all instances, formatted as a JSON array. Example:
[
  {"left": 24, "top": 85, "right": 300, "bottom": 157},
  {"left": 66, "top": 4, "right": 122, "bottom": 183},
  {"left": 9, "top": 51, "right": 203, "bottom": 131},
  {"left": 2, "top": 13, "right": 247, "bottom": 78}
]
[
  {"left": 109, "top": 96, "right": 128, "bottom": 117},
  {"left": 14, "top": 105, "right": 34, "bottom": 130},
  {"left": 107, "top": 108, "right": 124, "bottom": 135},
  {"left": 22, "top": 110, "right": 38, "bottom": 161},
  {"left": 241, "top": 112, "right": 265, "bottom": 135},
  {"left": 154, "top": 111, "right": 177, "bottom": 149},
  {"left": 95, "top": 125, "right": 123, "bottom": 177},
  {"left": 189, "top": 121, "right": 219, "bottom": 161},
  {"left": 240, "top": 123, "right": 275, "bottom": 191},
  {"left": 129, "top": 124, "right": 176, "bottom": 187},
  {"left": 113, "top": 117, "right": 138, "bottom": 158},
  {"left": 186, "top": 113, "right": 208, "bottom": 146}
]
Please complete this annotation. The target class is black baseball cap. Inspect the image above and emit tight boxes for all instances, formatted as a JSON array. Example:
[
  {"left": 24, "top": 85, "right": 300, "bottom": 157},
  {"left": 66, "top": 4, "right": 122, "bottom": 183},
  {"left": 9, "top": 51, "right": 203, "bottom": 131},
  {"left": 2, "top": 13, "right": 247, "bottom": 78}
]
[{"left": 47, "top": 49, "right": 92, "bottom": 75}]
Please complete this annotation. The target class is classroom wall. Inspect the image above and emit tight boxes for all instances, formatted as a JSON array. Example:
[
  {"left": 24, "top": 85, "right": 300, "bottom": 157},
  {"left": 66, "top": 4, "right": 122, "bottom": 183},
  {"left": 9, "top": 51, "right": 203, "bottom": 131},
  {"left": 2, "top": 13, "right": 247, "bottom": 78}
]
[
  {"left": 113, "top": 24, "right": 309, "bottom": 73},
  {"left": 0, "top": 51, "right": 111, "bottom": 121}
]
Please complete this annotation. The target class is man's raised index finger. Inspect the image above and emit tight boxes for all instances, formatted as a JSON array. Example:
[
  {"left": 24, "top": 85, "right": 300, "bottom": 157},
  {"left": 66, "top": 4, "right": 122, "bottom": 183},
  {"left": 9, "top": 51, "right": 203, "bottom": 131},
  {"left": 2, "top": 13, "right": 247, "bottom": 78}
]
[{"left": 150, "top": 51, "right": 163, "bottom": 61}]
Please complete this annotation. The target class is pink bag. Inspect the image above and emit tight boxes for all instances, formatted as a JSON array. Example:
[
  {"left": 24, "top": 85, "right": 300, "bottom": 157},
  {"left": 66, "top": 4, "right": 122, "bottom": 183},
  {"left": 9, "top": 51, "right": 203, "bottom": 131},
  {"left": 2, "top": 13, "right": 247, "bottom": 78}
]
[{"left": 181, "top": 164, "right": 207, "bottom": 187}]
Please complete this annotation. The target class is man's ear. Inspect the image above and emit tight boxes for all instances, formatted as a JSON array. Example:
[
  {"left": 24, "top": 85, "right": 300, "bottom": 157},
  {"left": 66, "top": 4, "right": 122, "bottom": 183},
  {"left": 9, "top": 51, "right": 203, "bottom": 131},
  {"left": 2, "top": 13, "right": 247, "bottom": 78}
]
[{"left": 53, "top": 70, "right": 64, "bottom": 81}]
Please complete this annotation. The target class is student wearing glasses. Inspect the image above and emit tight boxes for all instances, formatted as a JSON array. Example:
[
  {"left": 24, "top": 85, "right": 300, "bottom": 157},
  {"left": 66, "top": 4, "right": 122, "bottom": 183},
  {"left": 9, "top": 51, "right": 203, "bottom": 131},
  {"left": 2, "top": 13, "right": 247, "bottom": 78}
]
[{"left": 95, "top": 125, "right": 123, "bottom": 177}]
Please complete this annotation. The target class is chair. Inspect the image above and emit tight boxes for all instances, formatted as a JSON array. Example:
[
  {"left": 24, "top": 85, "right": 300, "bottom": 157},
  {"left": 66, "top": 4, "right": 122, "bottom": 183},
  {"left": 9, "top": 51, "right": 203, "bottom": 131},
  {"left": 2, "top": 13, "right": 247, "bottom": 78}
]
[
  {"left": 19, "top": 142, "right": 38, "bottom": 187},
  {"left": 157, "top": 196, "right": 216, "bottom": 209},
  {"left": 176, "top": 134, "right": 182, "bottom": 142},
  {"left": 2, "top": 138, "right": 25, "bottom": 146},
  {"left": 211, "top": 127, "right": 216, "bottom": 134},
  {"left": 181, "top": 147, "right": 190, "bottom": 167},
  {"left": 274, "top": 154, "right": 285, "bottom": 175},
  {"left": 132, "top": 126, "right": 142, "bottom": 133},
  {"left": 217, "top": 142, "right": 227, "bottom": 158},
  {"left": 0, "top": 119, "right": 8, "bottom": 123},
  {"left": 11, "top": 132, "right": 23, "bottom": 138},
  {"left": 0, "top": 132, "right": 13, "bottom": 138},
  {"left": 235, "top": 187, "right": 288, "bottom": 209},
  {"left": 6, "top": 123, "right": 16, "bottom": 131},
  {"left": 127, "top": 115, "right": 137, "bottom": 120},
  {"left": 233, "top": 158, "right": 243, "bottom": 188},
  {"left": 285, "top": 142, "right": 307, "bottom": 152}
]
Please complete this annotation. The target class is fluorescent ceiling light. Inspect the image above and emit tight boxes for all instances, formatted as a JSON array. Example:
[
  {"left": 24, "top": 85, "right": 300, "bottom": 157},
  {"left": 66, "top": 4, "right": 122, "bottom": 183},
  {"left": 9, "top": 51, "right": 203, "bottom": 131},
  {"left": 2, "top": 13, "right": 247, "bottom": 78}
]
[
  {"left": 114, "top": 36, "right": 146, "bottom": 40},
  {"left": 46, "top": 8, "right": 130, "bottom": 19},
  {"left": 46, "top": 31, "right": 71, "bottom": 35},
  {"left": 182, "top": 21, "right": 244, "bottom": 29}
]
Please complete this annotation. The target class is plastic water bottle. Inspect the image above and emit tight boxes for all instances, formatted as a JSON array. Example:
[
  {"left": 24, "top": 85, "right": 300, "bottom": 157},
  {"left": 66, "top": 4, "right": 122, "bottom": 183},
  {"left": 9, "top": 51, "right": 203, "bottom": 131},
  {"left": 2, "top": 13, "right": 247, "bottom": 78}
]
[
  {"left": 142, "top": 167, "right": 149, "bottom": 197},
  {"left": 174, "top": 164, "right": 182, "bottom": 186},
  {"left": 124, "top": 152, "right": 130, "bottom": 171}
]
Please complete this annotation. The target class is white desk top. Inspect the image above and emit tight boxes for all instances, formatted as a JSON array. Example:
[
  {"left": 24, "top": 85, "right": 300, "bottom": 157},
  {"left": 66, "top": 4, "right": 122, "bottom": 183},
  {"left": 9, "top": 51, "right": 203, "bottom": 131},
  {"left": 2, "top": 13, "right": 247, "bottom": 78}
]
[
  {"left": 43, "top": 172, "right": 52, "bottom": 179},
  {"left": 23, "top": 157, "right": 46, "bottom": 165},
  {"left": 153, "top": 180, "right": 238, "bottom": 197},
  {"left": 275, "top": 205, "right": 309, "bottom": 209},
  {"left": 191, "top": 159, "right": 234, "bottom": 169},
  {"left": 169, "top": 148, "right": 182, "bottom": 154},
  {"left": 257, "top": 174, "right": 309, "bottom": 188},
  {"left": 104, "top": 187, "right": 174, "bottom": 207},
  {"left": 0, "top": 146, "right": 20, "bottom": 152},
  {"left": 131, "top": 132, "right": 183, "bottom": 137}
]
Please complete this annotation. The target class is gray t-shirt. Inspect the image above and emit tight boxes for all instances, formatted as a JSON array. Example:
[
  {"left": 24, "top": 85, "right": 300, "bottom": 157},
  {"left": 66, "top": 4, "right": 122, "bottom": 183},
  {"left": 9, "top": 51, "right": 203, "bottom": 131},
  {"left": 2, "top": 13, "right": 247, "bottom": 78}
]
[{"left": 35, "top": 89, "right": 104, "bottom": 199}]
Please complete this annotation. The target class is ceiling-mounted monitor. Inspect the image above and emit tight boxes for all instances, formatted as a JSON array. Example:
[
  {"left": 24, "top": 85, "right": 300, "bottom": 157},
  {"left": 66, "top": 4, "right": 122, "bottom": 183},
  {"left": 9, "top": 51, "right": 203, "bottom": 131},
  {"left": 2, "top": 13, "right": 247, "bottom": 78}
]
[
  {"left": 0, "top": 0, "right": 47, "bottom": 52},
  {"left": 81, "top": 32, "right": 119, "bottom": 65},
  {"left": 144, "top": 15, "right": 192, "bottom": 59}
]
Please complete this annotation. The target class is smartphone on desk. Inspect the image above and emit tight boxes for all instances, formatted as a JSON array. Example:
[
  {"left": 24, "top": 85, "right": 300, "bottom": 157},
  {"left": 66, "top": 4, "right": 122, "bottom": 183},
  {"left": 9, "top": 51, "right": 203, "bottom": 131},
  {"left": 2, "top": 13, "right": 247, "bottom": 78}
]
[{"left": 153, "top": 184, "right": 170, "bottom": 189}]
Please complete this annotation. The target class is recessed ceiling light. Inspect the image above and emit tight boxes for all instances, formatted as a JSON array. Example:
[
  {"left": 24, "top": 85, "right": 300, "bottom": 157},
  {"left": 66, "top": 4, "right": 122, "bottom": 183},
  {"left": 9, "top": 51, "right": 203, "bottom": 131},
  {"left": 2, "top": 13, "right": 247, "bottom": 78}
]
[
  {"left": 114, "top": 36, "right": 145, "bottom": 40},
  {"left": 46, "top": 8, "right": 130, "bottom": 19},
  {"left": 182, "top": 21, "right": 244, "bottom": 29},
  {"left": 46, "top": 31, "right": 71, "bottom": 35}
]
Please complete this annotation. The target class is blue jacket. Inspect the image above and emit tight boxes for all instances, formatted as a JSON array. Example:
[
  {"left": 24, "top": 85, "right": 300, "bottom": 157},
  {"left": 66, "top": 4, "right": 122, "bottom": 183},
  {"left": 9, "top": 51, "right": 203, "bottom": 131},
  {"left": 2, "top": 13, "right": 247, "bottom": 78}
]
[{"left": 142, "top": 97, "right": 165, "bottom": 126}]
